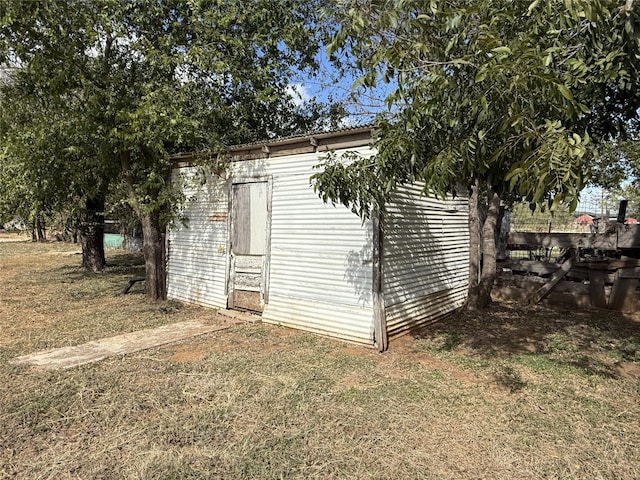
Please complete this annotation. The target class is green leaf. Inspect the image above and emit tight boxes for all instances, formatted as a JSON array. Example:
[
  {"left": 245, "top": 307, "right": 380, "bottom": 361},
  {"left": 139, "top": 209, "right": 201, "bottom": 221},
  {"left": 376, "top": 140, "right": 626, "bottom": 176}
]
[
  {"left": 556, "top": 84, "right": 574, "bottom": 102},
  {"left": 475, "top": 70, "right": 487, "bottom": 82},
  {"left": 549, "top": 194, "right": 562, "bottom": 212},
  {"left": 491, "top": 46, "right": 512, "bottom": 55}
]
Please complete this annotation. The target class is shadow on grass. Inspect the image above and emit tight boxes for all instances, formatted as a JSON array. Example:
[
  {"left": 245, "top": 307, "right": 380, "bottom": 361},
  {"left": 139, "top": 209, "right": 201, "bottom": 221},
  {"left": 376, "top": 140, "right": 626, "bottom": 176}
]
[
  {"left": 50, "top": 251, "right": 146, "bottom": 297},
  {"left": 55, "top": 251, "right": 145, "bottom": 277},
  {"left": 411, "top": 302, "right": 640, "bottom": 379},
  {"left": 492, "top": 364, "right": 527, "bottom": 392}
]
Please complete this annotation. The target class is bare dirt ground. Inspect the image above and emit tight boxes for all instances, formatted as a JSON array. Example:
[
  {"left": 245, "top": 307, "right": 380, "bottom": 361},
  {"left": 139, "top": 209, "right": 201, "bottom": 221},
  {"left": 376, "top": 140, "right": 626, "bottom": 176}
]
[{"left": 1, "top": 239, "right": 639, "bottom": 479}]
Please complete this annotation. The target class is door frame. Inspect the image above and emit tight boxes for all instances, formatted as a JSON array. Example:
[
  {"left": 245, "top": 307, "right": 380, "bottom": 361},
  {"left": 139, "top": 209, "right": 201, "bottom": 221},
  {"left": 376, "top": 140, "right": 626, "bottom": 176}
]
[{"left": 226, "top": 176, "right": 273, "bottom": 310}]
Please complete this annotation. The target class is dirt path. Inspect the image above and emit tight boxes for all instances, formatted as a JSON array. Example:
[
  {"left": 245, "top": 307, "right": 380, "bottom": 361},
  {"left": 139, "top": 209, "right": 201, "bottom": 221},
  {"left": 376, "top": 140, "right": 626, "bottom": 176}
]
[{"left": 11, "top": 320, "right": 231, "bottom": 370}]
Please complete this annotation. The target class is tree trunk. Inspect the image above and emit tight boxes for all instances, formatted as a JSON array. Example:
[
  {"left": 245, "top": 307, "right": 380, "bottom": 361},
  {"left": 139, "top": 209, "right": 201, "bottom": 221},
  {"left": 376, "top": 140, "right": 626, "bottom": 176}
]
[
  {"left": 64, "top": 217, "right": 79, "bottom": 243},
  {"left": 78, "top": 193, "right": 106, "bottom": 272},
  {"left": 466, "top": 180, "right": 481, "bottom": 310},
  {"left": 140, "top": 209, "right": 167, "bottom": 300},
  {"left": 477, "top": 190, "right": 501, "bottom": 308},
  {"left": 36, "top": 214, "right": 46, "bottom": 241},
  {"left": 120, "top": 149, "right": 168, "bottom": 300},
  {"left": 31, "top": 212, "right": 46, "bottom": 242}
]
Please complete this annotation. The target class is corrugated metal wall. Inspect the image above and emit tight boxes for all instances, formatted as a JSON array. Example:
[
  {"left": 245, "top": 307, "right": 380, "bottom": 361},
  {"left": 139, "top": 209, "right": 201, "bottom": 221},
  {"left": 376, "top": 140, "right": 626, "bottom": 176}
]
[
  {"left": 383, "top": 184, "right": 469, "bottom": 339},
  {"left": 167, "top": 148, "right": 470, "bottom": 347},
  {"left": 231, "top": 148, "right": 376, "bottom": 345},
  {"left": 167, "top": 149, "right": 376, "bottom": 344},
  {"left": 167, "top": 169, "right": 230, "bottom": 309}
]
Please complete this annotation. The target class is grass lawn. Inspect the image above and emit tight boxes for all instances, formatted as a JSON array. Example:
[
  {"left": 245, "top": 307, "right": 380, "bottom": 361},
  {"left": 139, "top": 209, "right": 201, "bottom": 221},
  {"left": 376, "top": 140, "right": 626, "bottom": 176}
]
[{"left": 1, "top": 234, "right": 639, "bottom": 479}]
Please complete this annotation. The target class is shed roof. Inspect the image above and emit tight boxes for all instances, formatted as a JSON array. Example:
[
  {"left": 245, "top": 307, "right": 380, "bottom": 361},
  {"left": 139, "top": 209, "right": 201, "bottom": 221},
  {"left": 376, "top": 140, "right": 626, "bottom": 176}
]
[{"left": 170, "top": 124, "right": 376, "bottom": 166}]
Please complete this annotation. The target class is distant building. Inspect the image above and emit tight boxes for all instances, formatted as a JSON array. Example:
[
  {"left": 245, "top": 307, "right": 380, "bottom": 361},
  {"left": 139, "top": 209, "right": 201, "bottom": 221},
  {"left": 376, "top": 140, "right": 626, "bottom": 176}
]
[{"left": 574, "top": 214, "right": 594, "bottom": 225}]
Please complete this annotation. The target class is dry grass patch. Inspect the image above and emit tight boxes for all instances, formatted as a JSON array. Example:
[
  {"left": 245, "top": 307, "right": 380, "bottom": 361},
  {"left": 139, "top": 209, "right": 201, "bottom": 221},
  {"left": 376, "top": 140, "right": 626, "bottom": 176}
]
[
  {"left": 0, "top": 241, "right": 219, "bottom": 361},
  {"left": 1, "top": 240, "right": 640, "bottom": 479}
]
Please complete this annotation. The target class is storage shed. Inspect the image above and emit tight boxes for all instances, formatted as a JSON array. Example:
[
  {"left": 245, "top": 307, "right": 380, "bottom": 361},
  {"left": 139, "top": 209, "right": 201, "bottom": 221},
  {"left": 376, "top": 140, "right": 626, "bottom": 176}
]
[{"left": 167, "top": 126, "right": 469, "bottom": 350}]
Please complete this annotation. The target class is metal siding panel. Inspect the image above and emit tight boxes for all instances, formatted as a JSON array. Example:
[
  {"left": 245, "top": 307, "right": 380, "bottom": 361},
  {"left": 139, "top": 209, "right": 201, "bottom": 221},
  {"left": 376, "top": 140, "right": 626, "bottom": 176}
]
[
  {"left": 383, "top": 184, "right": 470, "bottom": 338},
  {"left": 263, "top": 296, "right": 373, "bottom": 345},
  {"left": 385, "top": 287, "right": 468, "bottom": 339},
  {"left": 167, "top": 276, "right": 228, "bottom": 310},
  {"left": 167, "top": 168, "right": 229, "bottom": 309},
  {"left": 255, "top": 147, "right": 375, "bottom": 344},
  {"left": 169, "top": 148, "right": 376, "bottom": 344}
]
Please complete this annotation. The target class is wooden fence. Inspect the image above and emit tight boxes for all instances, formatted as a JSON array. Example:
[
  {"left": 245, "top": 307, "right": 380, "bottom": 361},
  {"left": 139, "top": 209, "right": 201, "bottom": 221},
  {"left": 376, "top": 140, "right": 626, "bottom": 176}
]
[{"left": 493, "top": 224, "right": 640, "bottom": 312}]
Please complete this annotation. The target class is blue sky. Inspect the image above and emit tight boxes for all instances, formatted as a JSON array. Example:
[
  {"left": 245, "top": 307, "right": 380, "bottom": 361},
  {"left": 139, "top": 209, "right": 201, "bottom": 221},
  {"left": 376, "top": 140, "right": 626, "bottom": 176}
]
[{"left": 289, "top": 46, "right": 394, "bottom": 127}]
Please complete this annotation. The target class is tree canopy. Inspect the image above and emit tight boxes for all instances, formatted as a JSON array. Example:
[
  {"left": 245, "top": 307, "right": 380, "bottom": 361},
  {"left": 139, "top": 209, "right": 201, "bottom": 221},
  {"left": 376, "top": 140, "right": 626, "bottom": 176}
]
[
  {"left": 312, "top": 0, "right": 640, "bottom": 308},
  {"left": 314, "top": 0, "right": 640, "bottom": 217},
  {"left": 1, "top": 0, "right": 330, "bottom": 296}
]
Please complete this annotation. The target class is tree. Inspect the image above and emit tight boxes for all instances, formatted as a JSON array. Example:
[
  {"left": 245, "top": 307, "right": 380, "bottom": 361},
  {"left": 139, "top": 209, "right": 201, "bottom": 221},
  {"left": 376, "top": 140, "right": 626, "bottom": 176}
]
[
  {"left": 1, "top": 0, "right": 327, "bottom": 298},
  {"left": 589, "top": 137, "right": 639, "bottom": 186},
  {"left": 1, "top": 85, "right": 73, "bottom": 243},
  {"left": 613, "top": 184, "right": 640, "bottom": 219},
  {"left": 1, "top": 55, "right": 119, "bottom": 267},
  {"left": 313, "top": 0, "right": 640, "bottom": 308},
  {"left": 589, "top": 136, "right": 640, "bottom": 213},
  {"left": 587, "top": 111, "right": 639, "bottom": 221}
]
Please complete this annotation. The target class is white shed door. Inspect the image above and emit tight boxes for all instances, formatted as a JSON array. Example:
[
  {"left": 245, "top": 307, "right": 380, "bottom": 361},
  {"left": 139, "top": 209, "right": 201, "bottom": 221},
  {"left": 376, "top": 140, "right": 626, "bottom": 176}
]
[{"left": 229, "top": 181, "right": 269, "bottom": 312}]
